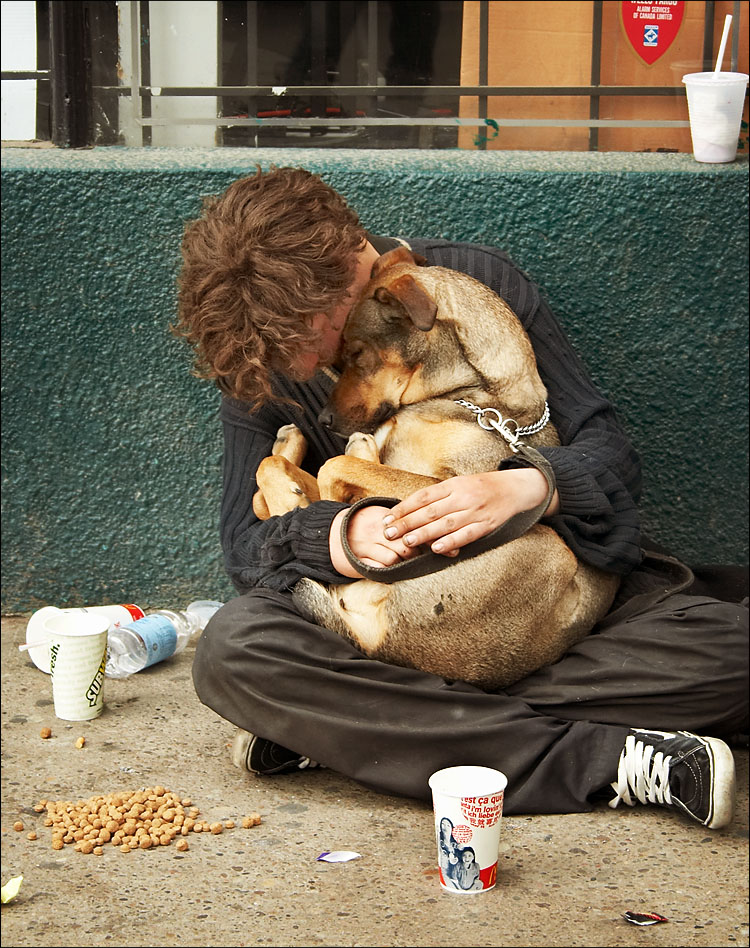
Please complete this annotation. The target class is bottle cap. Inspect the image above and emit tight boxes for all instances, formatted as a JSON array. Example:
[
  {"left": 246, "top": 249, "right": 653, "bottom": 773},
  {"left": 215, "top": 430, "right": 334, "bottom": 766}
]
[{"left": 185, "top": 600, "right": 224, "bottom": 629}]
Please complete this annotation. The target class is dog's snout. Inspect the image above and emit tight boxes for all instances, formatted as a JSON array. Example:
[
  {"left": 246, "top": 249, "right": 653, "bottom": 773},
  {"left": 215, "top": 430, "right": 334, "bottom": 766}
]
[{"left": 318, "top": 408, "right": 334, "bottom": 429}]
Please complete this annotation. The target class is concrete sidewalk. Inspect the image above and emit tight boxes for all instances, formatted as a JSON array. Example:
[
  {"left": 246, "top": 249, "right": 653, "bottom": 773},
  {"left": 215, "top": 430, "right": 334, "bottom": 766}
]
[{"left": 2, "top": 614, "right": 748, "bottom": 948}]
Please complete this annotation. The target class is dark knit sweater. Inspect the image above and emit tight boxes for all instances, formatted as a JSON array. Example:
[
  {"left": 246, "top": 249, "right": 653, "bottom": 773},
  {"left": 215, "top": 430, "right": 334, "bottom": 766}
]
[{"left": 219, "top": 238, "right": 643, "bottom": 593}]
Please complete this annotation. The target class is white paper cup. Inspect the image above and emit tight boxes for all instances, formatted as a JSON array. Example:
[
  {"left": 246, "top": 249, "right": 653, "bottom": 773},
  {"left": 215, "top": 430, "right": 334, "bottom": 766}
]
[
  {"left": 25, "top": 603, "right": 144, "bottom": 674},
  {"left": 682, "top": 72, "right": 749, "bottom": 163},
  {"left": 45, "top": 612, "right": 109, "bottom": 721},
  {"left": 428, "top": 766, "right": 508, "bottom": 893}
]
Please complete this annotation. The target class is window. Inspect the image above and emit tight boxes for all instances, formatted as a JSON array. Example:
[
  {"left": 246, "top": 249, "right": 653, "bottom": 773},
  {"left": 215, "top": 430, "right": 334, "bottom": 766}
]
[{"left": 2, "top": 0, "right": 748, "bottom": 152}]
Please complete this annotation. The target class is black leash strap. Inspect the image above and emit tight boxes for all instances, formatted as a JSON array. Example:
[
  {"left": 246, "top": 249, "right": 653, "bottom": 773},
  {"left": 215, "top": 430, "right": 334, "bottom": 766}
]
[{"left": 339, "top": 442, "right": 557, "bottom": 583}]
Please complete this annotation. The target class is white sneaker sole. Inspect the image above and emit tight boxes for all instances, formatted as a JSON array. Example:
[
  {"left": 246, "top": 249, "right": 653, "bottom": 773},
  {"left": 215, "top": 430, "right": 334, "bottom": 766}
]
[{"left": 701, "top": 735, "right": 737, "bottom": 829}]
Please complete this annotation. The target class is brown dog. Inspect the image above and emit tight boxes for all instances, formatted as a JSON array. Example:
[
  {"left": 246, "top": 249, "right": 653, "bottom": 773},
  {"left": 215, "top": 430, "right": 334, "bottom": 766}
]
[{"left": 253, "top": 247, "right": 619, "bottom": 689}]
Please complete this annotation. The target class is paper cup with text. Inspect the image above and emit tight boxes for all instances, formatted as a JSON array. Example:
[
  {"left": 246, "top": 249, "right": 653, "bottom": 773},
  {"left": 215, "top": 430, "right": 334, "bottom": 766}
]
[
  {"left": 428, "top": 765, "right": 508, "bottom": 893},
  {"left": 45, "top": 612, "right": 109, "bottom": 721}
]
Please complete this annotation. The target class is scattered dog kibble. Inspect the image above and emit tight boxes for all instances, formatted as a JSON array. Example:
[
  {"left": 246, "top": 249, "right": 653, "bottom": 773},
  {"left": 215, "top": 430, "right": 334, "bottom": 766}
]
[
  {"left": 26, "top": 832, "right": 37, "bottom": 841},
  {"left": 75, "top": 737, "right": 86, "bottom": 749},
  {"left": 13, "top": 821, "right": 24, "bottom": 832},
  {"left": 26, "top": 787, "right": 258, "bottom": 855},
  {"left": 40, "top": 728, "right": 52, "bottom": 740}
]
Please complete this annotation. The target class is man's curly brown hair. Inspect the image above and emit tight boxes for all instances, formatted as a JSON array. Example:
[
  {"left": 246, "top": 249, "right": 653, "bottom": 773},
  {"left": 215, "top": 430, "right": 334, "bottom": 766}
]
[{"left": 174, "top": 166, "right": 367, "bottom": 406}]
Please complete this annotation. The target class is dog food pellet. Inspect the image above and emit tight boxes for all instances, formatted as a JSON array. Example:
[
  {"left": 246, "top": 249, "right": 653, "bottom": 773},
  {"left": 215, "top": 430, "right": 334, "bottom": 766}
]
[
  {"left": 27, "top": 832, "right": 37, "bottom": 840},
  {"left": 75, "top": 736, "right": 86, "bottom": 749},
  {"left": 28, "top": 787, "right": 257, "bottom": 856},
  {"left": 40, "top": 728, "right": 52, "bottom": 739},
  {"left": 13, "top": 821, "right": 24, "bottom": 832},
  {"left": 93, "top": 847, "right": 104, "bottom": 856}
]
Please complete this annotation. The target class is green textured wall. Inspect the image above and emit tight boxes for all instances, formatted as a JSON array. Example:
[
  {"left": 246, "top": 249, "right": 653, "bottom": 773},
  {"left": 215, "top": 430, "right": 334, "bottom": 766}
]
[{"left": 1, "top": 148, "right": 748, "bottom": 613}]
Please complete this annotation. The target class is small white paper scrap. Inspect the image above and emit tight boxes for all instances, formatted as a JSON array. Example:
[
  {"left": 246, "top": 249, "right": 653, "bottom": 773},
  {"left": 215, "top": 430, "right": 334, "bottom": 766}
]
[{"left": 317, "top": 851, "right": 362, "bottom": 863}]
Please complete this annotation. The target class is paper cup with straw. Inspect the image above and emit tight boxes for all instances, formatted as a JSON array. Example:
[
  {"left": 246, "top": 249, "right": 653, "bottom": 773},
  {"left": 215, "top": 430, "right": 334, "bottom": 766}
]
[{"left": 682, "top": 15, "right": 748, "bottom": 163}]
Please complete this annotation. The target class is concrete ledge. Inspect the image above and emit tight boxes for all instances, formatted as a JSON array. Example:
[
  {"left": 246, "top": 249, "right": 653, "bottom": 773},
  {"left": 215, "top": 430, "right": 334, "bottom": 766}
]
[
  {"left": 1, "top": 147, "right": 748, "bottom": 611},
  {"left": 2, "top": 145, "right": 748, "bottom": 173}
]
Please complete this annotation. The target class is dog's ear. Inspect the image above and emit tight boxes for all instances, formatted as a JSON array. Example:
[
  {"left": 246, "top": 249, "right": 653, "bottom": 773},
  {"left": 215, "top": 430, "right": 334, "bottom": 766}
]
[
  {"left": 374, "top": 275, "right": 438, "bottom": 331},
  {"left": 370, "top": 246, "right": 427, "bottom": 279}
]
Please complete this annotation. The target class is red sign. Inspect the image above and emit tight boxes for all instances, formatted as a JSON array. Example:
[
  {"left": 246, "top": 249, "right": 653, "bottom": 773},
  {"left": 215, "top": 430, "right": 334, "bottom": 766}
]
[{"left": 620, "top": 1, "right": 685, "bottom": 66}]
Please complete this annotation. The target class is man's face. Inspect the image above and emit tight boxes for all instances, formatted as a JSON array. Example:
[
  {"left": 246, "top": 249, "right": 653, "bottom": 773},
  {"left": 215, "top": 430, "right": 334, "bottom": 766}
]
[{"left": 289, "top": 241, "right": 380, "bottom": 379}]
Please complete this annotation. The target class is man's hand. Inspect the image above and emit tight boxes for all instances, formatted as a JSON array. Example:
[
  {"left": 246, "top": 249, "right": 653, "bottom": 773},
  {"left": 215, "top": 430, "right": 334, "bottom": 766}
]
[
  {"left": 329, "top": 505, "right": 419, "bottom": 578},
  {"left": 381, "top": 468, "right": 560, "bottom": 556}
]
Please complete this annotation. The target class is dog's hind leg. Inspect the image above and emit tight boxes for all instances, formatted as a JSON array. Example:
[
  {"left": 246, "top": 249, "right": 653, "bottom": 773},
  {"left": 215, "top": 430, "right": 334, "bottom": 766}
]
[
  {"left": 253, "top": 424, "right": 319, "bottom": 519},
  {"left": 293, "top": 577, "right": 391, "bottom": 654},
  {"left": 253, "top": 455, "right": 321, "bottom": 518},
  {"left": 271, "top": 424, "right": 308, "bottom": 465}
]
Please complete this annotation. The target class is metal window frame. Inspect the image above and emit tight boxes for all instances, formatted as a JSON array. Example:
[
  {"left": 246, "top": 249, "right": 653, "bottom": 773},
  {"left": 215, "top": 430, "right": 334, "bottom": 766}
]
[{"left": 1, "top": 0, "right": 745, "bottom": 148}]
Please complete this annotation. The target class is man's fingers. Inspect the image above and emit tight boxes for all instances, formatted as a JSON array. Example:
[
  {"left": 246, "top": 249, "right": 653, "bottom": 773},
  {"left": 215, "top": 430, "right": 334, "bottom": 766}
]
[
  {"left": 385, "top": 485, "right": 452, "bottom": 524},
  {"left": 399, "top": 514, "right": 483, "bottom": 549},
  {"left": 431, "top": 525, "right": 483, "bottom": 554},
  {"left": 384, "top": 499, "right": 460, "bottom": 539}
]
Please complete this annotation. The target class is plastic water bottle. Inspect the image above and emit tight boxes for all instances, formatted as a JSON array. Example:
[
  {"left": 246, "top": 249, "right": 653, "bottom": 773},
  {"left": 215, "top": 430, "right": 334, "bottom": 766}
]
[
  {"left": 105, "top": 600, "right": 223, "bottom": 679},
  {"left": 25, "top": 604, "right": 147, "bottom": 674}
]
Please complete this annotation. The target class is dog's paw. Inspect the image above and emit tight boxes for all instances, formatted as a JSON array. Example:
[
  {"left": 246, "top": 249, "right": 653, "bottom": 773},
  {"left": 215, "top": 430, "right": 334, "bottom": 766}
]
[
  {"left": 272, "top": 424, "right": 307, "bottom": 462},
  {"left": 345, "top": 432, "right": 380, "bottom": 461}
]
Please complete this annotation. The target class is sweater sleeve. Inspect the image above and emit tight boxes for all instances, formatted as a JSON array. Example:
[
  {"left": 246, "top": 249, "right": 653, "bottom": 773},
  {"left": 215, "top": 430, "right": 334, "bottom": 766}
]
[
  {"left": 408, "top": 240, "right": 643, "bottom": 575},
  {"left": 219, "top": 396, "right": 349, "bottom": 593},
  {"left": 518, "top": 295, "right": 642, "bottom": 574}
]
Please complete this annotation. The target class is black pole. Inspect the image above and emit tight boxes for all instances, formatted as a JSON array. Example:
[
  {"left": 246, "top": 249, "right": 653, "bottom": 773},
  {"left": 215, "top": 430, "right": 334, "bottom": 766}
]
[{"left": 49, "top": 0, "right": 92, "bottom": 147}]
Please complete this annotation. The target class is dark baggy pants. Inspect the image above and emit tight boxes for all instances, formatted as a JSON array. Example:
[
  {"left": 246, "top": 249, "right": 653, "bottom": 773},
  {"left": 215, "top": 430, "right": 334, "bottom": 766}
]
[{"left": 192, "top": 554, "right": 748, "bottom": 815}]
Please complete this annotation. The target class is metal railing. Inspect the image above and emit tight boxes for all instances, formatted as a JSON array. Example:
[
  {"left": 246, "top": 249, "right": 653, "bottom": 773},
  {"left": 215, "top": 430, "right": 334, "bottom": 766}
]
[{"left": 1, "top": 0, "right": 745, "bottom": 149}]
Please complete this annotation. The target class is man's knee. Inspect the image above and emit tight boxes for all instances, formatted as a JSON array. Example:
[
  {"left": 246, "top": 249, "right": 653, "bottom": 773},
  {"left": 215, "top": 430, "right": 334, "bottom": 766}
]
[{"left": 192, "top": 588, "right": 293, "bottom": 701}]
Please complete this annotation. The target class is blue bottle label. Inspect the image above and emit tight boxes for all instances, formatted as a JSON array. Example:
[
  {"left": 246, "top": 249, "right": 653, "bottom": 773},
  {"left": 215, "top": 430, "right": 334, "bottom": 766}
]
[{"left": 126, "top": 615, "right": 178, "bottom": 667}]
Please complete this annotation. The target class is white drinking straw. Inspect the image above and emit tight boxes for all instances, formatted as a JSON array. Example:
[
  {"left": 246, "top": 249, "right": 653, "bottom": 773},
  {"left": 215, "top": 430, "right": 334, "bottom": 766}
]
[
  {"left": 18, "top": 640, "right": 50, "bottom": 652},
  {"left": 714, "top": 14, "right": 732, "bottom": 74}
]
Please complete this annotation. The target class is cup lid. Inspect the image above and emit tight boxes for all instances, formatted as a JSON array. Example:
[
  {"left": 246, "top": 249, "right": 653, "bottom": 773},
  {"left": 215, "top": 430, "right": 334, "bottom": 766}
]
[
  {"left": 25, "top": 607, "right": 61, "bottom": 674},
  {"left": 682, "top": 71, "right": 750, "bottom": 83}
]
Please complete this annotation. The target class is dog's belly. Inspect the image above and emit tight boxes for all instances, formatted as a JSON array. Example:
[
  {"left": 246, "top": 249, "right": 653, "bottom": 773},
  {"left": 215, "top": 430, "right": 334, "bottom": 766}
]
[{"left": 294, "top": 525, "right": 619, "bottom": 690}]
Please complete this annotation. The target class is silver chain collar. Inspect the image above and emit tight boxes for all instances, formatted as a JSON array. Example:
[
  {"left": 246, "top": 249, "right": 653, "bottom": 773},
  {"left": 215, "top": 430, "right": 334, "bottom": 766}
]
[{"left": 455, "top": 398, "right": 550, "bottom": 452}]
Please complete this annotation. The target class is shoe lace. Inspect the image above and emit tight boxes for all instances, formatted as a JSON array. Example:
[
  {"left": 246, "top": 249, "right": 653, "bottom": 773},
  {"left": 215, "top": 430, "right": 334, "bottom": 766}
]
[
  {"left": 609, "top": 734, "right": 673, "bottom": 810},
  {"left": 298, "top": 757, "right": 319, "bottom": 770}
]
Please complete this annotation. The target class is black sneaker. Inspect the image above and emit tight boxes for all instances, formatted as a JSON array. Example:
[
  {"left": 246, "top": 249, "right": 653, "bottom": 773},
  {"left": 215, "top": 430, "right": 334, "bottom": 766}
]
[
  {"left": 609, "top": 728, "right": 736, "bottom": 829},
  {"left": 231, "top": 728, "right": 322, "bottom": 776}
]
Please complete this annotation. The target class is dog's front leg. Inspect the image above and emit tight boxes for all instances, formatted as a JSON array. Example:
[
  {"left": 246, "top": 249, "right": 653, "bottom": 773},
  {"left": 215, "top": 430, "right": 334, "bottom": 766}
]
[
  {"left": 344, "top": 432, "right": 380, "bottom": 462},
  {"left": 317, "top": 455, "right": 440, "bottom": 505}
]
